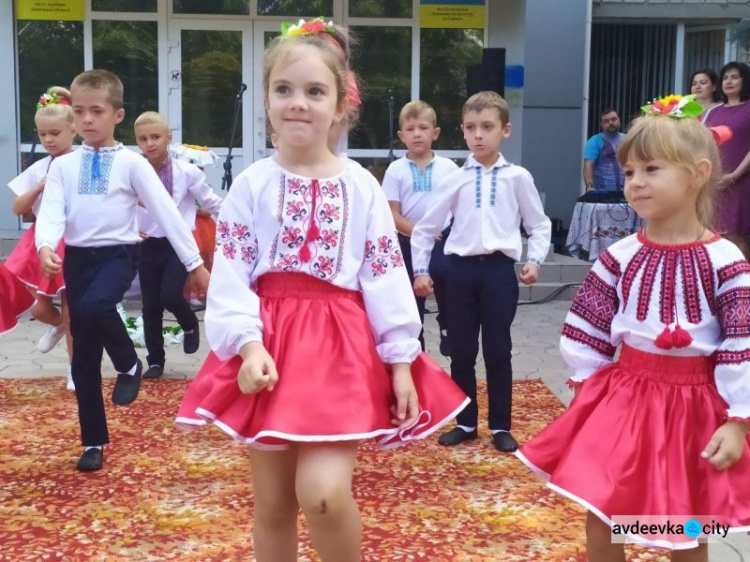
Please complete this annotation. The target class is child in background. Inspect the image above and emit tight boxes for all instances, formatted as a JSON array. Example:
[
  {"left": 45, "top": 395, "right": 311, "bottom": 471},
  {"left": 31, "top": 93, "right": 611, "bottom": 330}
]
[
  {"left": 36, "top": 70, "right": 208, "bottom": 471},
  {"left": 382, "top": 101, "right": 458, "bottom": 354},
  {"left": 4, "top": 87, "right": 76, "bottom": 389},
  {"left": 412, "top": 91, "right": 551, "bottom": 453},
  {"left": 134, "top": 112, "right": 222, "bottom": 379},
  {"left": 517, "top": 96, "right": 750, "bottom": 559},
  {"left": 176, "top": 19, "right": 467, "bottom": 561}
]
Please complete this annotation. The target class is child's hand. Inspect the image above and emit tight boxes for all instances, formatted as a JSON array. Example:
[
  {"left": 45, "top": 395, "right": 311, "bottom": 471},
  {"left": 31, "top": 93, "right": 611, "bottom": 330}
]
[
  {"left": 196, "top": 207, "right": 211, "bottom": 217},
  {"left": 390, "top": 363, "right": 419, "bottom": 428},
  {"left": 413, "top": 275, "right": 434, "bottom": 297},
  {"left": 519, "top": 263, "right": 540, "bottom": 285},
  {"left": 701, "top": 420, "right": 750, "bottom": 470},
  {"left": 39, "top": 247, "right": 62, "bottom": 277},
  {"left": 237, "top": 341, "right": 278, "bottom": 394},
  {"left": 187, "top": 265, "right": 210, "bottom": 298},
  {"left": 139, "top": 231, "right": 149, "bottom": 240}
]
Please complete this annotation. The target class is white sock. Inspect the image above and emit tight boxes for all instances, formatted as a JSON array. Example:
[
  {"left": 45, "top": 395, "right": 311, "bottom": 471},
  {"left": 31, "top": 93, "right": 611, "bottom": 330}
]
[
  {"left": 84, "top": 445, "right": 102, "bottom": 452},
  {"left": 441, "top": 330, "right": 448, "bottom": 336},
  {"left": 456, "top": 425, "right": 476, "bottom": 433},
  {"left": 121, "top": 362, "right": 138, "bottom": 376},
  {"left": 491, "top": 429, "right": 509, "bottom": 435}
]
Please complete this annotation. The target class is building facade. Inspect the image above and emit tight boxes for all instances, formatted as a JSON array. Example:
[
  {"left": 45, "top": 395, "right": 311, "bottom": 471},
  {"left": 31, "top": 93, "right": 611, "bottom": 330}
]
[{"left": 0, "top": 0, "right": 747, "bottom": 235}]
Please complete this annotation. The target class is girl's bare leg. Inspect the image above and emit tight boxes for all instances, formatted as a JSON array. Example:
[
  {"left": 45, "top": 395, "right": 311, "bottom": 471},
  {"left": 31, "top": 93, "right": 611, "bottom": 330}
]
[
  {"left": 295, "top": 441, "right": 361, "bottom": 562},
  {"left": 29, "top": 291, "right": 62, "bottom": 326},
  {"left": 586, "top": 512, "right": 625, "bottom": 562},
  {"left": 249, "top": 447, "right": 300, "bottom": 562}
]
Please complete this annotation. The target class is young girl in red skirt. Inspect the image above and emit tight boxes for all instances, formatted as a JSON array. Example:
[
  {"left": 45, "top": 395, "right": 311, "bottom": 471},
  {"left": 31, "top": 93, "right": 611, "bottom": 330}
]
[
  {"left": 517, "top": 96, "right": 750, "bottom": 560},
  {"left": 176, "top": 19, "right": 468, "bottom": 561},
  {"left": 4, "top": 87, "right": 75, "bottom": 389}
]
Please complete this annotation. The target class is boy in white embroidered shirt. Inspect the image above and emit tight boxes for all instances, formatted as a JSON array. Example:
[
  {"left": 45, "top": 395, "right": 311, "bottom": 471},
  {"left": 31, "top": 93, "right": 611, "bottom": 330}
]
[
  {"left": 412, "top": 91, "right": 551, "bottom": 453},
  {"left": 134, "top": 111, "right": 223, "bottom": 380},
  {"left": 35, "top": 69, "right": 209, "bottom": 472},
  {"left": 382, "top": 101, "right": 458, "bottom": 356}
]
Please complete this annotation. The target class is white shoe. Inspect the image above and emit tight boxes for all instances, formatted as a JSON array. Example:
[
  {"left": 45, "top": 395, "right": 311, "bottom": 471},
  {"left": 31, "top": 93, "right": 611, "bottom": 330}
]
[
  {"left": 37, "top": 324, "right": 67, "bottom": 353},
  {"left": 66, "top": 367, "right": 75, "bottom": 392}
]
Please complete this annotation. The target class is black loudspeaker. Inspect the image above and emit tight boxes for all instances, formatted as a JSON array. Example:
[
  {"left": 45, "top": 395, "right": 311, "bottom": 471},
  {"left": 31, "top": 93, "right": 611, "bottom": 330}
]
[{"left": 467, "top": 48, "right": 506, "bottom": 97}]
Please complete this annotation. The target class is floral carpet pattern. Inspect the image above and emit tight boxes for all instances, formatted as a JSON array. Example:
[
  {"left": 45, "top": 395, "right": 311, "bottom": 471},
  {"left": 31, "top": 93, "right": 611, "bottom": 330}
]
[{"left": 0, "top": 378, "right": 665, "bottom": 561}]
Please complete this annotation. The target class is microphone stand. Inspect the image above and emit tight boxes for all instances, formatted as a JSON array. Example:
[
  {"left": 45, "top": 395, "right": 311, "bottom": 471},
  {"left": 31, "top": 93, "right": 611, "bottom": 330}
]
[
  {"left": 386, "top": 88, "right": 396, "bottom": 164},
  {"left": 221, "top": 83, "right": 247, "bottom": 191}
]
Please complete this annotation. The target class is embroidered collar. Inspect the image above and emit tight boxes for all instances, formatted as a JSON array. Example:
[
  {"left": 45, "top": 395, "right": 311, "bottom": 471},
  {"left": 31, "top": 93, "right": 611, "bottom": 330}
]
[
  {"left": 463, "top": 153, "right": 510, "bottom": 171},
  {"left": 81, "top": 142, "right": 124, "bottom": 154},
  {"left": 404, "top": 152, "right": 437, "bottom": 167},
  {"left": 636, "top": 229, "right": 721, "bottom": 250}
]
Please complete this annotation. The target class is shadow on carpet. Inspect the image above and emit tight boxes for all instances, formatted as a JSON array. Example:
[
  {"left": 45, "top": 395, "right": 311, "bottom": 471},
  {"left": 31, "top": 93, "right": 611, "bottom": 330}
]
[{"left": 0, "top": 378, "right": 664, "bottom": 561}]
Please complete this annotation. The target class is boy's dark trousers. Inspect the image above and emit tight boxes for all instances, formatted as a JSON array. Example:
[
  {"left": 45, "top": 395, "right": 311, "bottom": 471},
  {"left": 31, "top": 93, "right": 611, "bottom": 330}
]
[
  {"left": 64, "top": 244, "right": 141, "bottom": 446},
  {"left": 399, "top": 227, "right": 451, "bottom": 350},
  {"left": 447, "top": 252, "right": 518, "bottom": 431},
  {"left": 138, "top": 237, "right": 198, "bottom": 368}
]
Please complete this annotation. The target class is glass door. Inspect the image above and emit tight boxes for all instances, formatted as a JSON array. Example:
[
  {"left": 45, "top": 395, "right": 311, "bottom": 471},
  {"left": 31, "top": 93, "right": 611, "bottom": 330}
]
[
  {"left": 252, "top": 20, "right": 282, "bottom": 161},
  {"left": 167, "top": 20, "right": 253, "bottom": 188}
]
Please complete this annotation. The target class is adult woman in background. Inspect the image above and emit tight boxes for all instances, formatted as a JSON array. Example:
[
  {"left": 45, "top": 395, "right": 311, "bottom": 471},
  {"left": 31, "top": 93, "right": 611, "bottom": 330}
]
[
  {"left": 689, "top": 68, "right": 721, "bottom": 119},
  {"left": 705, "top": 62, "right": 750, "bottom": 258}
]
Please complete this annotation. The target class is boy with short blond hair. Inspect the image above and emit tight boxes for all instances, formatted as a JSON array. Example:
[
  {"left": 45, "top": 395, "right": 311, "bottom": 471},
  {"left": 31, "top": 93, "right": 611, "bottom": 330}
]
[
  {"left": 382, "top": 100, "right": 458, "bottom": 355},
  {"left": 36, "top": 69, "right": 209, "bottom": 471},
  {"left": 411, "top": 91, "right": 551, "bottom": 453},
  {"left": 134, "top": 110, "right": 222, "bottom": 380}
]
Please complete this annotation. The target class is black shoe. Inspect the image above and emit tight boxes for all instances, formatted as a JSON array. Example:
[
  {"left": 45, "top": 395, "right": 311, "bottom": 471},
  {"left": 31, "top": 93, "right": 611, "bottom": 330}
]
[
  {"left": 76, "top": 448, "right": 103, "bottom": 471},
  {"left": 438, "top": 427, "right": 478, "bottom": 446},
  {"left": 439, "top": 334, "right": 451, "bottom": 357},
  {"left": 112, "top": 359, "right": 142, "bottom": 406},
  {"left": 143, "top": 364, "right": 164, "bottom": 379},
  {"left": 492, "top": 431, "right": 518, "bottom": 453},
  {"left": 183, "top": 328, "right": 200, "bottom": 354}
]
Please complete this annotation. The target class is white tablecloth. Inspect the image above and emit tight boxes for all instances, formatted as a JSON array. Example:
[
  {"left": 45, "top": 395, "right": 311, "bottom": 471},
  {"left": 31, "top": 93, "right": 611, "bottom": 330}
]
[{"left": 566, "top": 201, "right": 644, "bottom": 261}]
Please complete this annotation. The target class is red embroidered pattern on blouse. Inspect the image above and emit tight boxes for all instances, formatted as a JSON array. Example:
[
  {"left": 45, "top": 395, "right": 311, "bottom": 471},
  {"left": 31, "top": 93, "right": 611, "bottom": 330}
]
[
  {"left": 364, "top": 234, "right": 405, "bottom": 277},
  {"left": 562, "top": 323, "right": 616, "bottom": 358},
  {"left": 637, "top": 249, "right": 662, "bottom": 321},
  {"left": 216, "top": 220, "right": 258, "bottom": 265},
  {"left": 717, "top": 287, "right": 750, "bottom": 338},
  {"left": 598, "top": 250, "right": 621, "bottom": 279},
  {"left": 569, "top": 272, "right": 618, "bottom": 334},
  {"left": 270, "top": 175, "right": 349, "bottom": 281},
  {"left": 679, "top": 249, "right": 702, "bottom": 324},
  {"left": 718, "top": 260, "right": 750, "bottom": 287},
  {"left": 717, "top": 349, "right": 750, "bottom": 365},
  {"left": 621, "top": 243, "right": 716, "bottom": 324}
]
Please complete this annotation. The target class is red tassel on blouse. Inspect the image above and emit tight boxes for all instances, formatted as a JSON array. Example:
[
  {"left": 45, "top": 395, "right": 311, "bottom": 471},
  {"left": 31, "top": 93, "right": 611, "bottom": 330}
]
[
  {"left": 671, "top": 325, "right": 693, "bottom": 348},
  {"left": 654, "top": 327, "right": 674, "bottom": 349},
  {"left": 299, "top": 179, "right": 321, "bottom": 264}
]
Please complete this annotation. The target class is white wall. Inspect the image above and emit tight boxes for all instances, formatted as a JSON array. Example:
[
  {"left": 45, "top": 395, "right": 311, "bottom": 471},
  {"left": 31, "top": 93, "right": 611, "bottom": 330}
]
[{"left": 0, "top": 3, "right": 19, "bottom": 231}]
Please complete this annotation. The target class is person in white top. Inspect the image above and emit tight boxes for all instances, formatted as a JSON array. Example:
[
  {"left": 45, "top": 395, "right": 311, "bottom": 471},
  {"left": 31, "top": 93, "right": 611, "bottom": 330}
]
[
  {"left": 412, "top": 91, "right": 551, "bottom": 453},
  {"left": 175, "top": 19, "right": 467, "bottom": 561},
  {"left": 35, "top": 70, "right": 209, "bottom": 472},
  {"left": 134, "top": 111, "right": 223, "bottom": 380},
  {"left": 3, "top": 87, "right": 76, "bottom": 389},
  {"left": 383, "top": 100, "right": 458, "bottom": 356},
  {"left": 517, "top": 96, "right": 750, "bottom": 556}
]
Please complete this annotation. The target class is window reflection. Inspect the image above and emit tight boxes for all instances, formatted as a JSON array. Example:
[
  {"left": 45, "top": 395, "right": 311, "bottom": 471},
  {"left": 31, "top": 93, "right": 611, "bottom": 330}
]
[
  {"left": 93, "top": 21, "right": 159, "bottom": 145},
  {"left": 258, "top": 0, "right": 332, "bottom": 16},
  {"left": 349, "top": 0, "right": 411, "bottom": 18},
  {"left": 93, "top": 0, "right": 157, "bottom": 12},
  {"left": 174, "top": 0, "right": 249, "bottom": 15}
]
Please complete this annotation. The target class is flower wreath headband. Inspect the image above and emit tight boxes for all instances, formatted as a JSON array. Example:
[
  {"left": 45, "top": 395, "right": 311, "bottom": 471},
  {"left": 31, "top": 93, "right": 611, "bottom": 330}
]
[
  {"left": 278, "top": 17, "right": 362, "bottom": 108},
  {"left": 36, "top": 89, "right": 71, "bottom": 111},
  {"left": 641, "top": 94, "right": 732, "bottom": 146}
]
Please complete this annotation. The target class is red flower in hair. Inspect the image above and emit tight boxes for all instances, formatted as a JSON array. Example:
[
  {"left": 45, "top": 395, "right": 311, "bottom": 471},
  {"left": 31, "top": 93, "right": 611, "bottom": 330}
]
[{"left": 301, "top": 19, "right": 326, "bottom": 34}]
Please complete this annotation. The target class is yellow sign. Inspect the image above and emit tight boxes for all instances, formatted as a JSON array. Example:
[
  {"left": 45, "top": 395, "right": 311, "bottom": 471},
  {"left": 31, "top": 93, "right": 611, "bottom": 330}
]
[
  {"left": 16, "top": 0, "right": 85, "bottom": 21},
  {"left": 420, "top": 2, "right": 485, "bottom": 29}
]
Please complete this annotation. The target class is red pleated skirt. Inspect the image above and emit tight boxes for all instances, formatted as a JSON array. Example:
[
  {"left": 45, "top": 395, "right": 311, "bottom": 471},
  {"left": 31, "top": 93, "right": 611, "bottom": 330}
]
[
  {"left": 177, "top": 272, "right": 469, "bottom": 449},
  {"left": 517, "top": 345, "right": 750, "bottom": 549},
  {"left": 4, "top": 225, "right": 66, "bottom": 296},
  {"left": 0, "top": 263, "right": 35, "bottom": 336}
]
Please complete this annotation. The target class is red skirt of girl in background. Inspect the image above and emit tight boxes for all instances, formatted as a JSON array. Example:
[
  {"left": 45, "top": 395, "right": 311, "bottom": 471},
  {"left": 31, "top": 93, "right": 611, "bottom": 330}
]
[
  {"left": 177, "top": 272, "right": 469, "bottom": 449},
  {"left": 0, "top": 263, "right": 35, "bottom": 335},
  {"left": 4, "top": 224, "right": 66, "bottom": 297}
]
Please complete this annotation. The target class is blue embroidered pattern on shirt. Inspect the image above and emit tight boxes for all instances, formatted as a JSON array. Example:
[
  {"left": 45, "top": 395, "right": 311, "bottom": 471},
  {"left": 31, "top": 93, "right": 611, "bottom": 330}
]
[
  {"left": 474, "top": 167, "right": 482, "bottom": 208},
  {"left": 408, "top": 161, "right": 434, "bottom": 193},
  {"left": 472, "top": 162, "right": 501, "bottom": 208},
  {"left": 78, "top": 145, "right": 121, "bottom": 195},
  {"left": 490, "top": 168, "right": 499, "bottom": 207}
]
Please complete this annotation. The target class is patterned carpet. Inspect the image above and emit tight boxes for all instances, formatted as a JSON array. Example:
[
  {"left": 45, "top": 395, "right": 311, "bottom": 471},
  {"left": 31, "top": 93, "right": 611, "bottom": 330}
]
[{"left": 0, "top": 378, "right": 664, "bottom": 561}]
